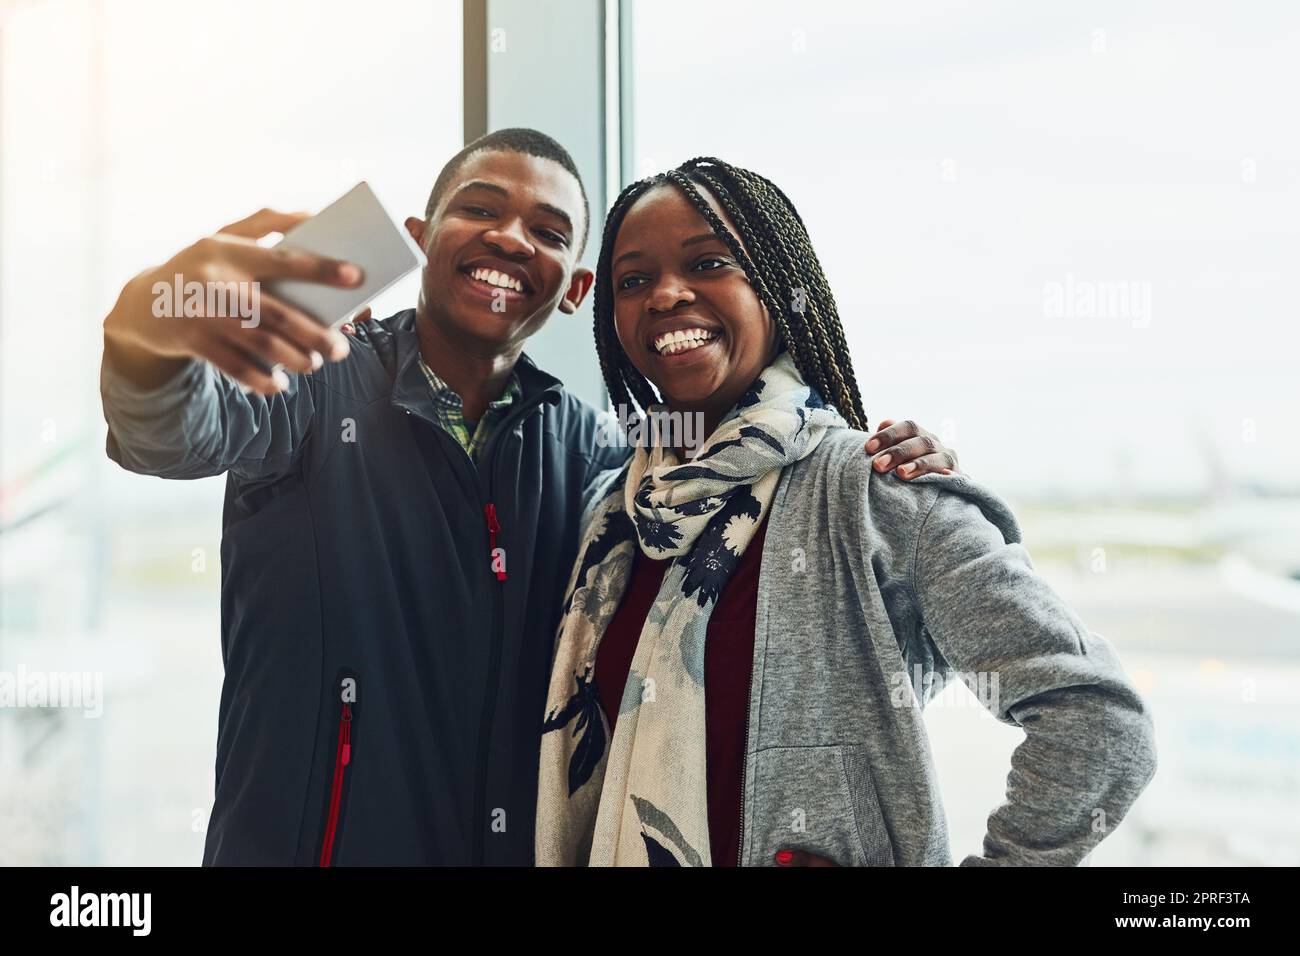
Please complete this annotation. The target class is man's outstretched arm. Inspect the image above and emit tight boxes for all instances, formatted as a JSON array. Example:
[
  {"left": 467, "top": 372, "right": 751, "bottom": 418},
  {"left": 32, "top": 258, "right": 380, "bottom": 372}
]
[{"left": 101, "top": 207, "right": 361, "bottom": 480}]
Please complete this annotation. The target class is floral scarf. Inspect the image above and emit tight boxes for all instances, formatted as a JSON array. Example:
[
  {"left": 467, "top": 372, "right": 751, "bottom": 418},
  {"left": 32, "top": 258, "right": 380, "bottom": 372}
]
[{"left": 535, "top": 350, "right": 848, "bottom": 866}]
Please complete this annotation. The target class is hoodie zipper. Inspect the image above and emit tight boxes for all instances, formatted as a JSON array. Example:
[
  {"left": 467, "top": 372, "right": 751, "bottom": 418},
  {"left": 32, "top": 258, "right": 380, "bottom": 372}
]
[
  {"left": 736, "top": 536, "right": 771, "bottom": 866},
  {"left": 319, "top": 681, "right": 354, "bottom": 867},
  {"left": 737, "top": 688, "right": 751, "bottom": 867}
]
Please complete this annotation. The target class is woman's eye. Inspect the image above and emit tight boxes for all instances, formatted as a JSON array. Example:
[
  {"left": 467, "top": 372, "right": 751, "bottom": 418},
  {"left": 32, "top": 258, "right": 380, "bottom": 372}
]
[
  {"left": 617, "top": 275, "right": 645, "bottom": 291},
  {"left": 694, "top": 257, "right": 729, "bottom": 271}
]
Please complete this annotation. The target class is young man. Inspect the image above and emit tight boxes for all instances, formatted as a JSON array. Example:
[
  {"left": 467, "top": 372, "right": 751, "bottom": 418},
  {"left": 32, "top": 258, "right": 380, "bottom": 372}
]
[{"left": 100, "top": 129, "right": 960, "bottom": 865}]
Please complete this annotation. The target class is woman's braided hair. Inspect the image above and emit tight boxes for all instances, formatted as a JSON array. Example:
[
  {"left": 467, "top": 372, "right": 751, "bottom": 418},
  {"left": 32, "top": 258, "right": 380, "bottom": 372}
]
[{"left": 593, "top": 156, "right": 867, "bottom": 430}]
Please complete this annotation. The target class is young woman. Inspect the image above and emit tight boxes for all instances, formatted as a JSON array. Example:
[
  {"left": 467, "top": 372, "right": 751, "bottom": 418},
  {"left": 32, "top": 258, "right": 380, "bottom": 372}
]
[{"left": 536, "top": 158, "right": 1157, "bottom": 867}]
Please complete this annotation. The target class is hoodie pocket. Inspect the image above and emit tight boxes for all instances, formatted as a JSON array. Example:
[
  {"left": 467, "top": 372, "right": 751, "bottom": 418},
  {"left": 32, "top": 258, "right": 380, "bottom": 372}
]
[
  {"left": 840, "top": 745, "right": 897, "bottom": 866},
  {"left": 318, "top": 670, "right": 358, "bottom": 867},
  {"left": 750, "top": 744, "right": 896, "bottom": 867}
]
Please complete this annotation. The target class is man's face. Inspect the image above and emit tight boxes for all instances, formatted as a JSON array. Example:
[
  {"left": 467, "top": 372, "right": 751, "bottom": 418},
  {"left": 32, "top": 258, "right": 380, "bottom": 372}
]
[{"left": 408, "top": 149, "right": 593, "bottom": 351}]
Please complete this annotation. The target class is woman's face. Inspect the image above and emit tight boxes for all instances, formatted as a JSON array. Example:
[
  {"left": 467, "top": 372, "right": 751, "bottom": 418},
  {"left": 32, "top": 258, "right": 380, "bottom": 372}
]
[{"left": 610, "top": 184, "right": 777, "bottom": 416}]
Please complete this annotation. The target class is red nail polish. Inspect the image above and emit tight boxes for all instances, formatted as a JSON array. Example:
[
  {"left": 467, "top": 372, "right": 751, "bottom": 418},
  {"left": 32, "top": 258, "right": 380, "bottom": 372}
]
[{"left": 775, "top": 849, "right": 794, "bottom": 865}]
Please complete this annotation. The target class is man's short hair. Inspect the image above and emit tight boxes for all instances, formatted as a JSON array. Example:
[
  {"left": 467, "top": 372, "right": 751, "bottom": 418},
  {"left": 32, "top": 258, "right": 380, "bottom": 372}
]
[{"left": 424, "top": 127, "right": 590, "bottom": 256}]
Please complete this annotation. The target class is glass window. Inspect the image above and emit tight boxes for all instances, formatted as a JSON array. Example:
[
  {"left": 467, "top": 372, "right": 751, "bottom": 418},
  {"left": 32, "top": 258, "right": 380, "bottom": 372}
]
[
  {"left": 0, "top": 0, "right": 462, "bottom": 864},
  {"left": 630, "top": 0, "right": 1300, "bottom": 865}
]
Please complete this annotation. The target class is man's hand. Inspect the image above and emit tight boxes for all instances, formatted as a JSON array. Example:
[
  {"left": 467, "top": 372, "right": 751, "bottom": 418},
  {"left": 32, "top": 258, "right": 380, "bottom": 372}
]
[
  {"left": 338, "top": 307, "right": 373, "bottom": 336},
  {"left": 864, "top": 418, "right": 960, "bottom": 479},
  {"left": 102, "top": 208, "right": 364, "bottom": 395}
]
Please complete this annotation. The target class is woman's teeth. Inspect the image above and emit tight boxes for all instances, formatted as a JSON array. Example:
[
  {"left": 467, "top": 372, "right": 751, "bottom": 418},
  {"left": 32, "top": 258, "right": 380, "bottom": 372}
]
[
  {"left": 468, "top": 267, "right": 524, "bottom": 293},
  {"left": 653, "top": 328, "right": 719, "bottom": 356}
]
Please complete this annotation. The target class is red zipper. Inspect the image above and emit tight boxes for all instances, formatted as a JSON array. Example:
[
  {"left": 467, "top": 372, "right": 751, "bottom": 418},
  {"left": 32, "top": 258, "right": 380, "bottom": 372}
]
[
  {"left": 318, "top": 700, "right": 353, "bottom": 867},
  {"left": 484, "top": 503, "right": 507, "bottom": 581}
]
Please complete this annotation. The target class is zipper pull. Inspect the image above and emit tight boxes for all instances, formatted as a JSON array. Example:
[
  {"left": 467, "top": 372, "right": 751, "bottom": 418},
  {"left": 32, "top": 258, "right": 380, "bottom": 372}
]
[
  {"left": 341, "top": 703, "right": 352, "bottom": 766},
  {"left": 484, "top": 503, "right": 507, "bottom": 582}
]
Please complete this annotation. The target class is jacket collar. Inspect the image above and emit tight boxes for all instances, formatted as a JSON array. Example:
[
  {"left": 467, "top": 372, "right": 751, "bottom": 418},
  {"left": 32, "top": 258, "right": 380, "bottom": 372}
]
[{"left": 376, "top": 309, "right": 564, "bottom": 422}]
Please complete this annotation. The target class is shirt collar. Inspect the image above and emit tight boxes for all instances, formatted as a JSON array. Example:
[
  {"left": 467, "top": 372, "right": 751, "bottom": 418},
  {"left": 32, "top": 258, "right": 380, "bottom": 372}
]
[
  {"left": 418, "top": 357, "right": 521, "bottom": 412},
  {"left": 376, "top": 309, "right": 565, "bottom": 419}
]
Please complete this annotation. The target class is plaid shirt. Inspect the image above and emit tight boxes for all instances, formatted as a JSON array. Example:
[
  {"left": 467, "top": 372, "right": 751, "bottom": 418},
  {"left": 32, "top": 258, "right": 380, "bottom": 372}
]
[{"left": 418, "top": 358, "right": 522, "bottom": 463}]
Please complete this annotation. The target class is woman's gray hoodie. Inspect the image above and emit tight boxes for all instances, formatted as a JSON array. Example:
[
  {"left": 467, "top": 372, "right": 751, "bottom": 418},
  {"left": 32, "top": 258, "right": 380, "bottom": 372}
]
[{"left": 590, "top": 427, "right": 1158, "bottom": 866}]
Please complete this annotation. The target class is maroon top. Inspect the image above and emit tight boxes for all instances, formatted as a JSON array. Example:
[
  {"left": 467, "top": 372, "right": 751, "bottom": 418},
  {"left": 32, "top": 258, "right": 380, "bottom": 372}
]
[{"left": 593, "top": 512, "right": 769, "bottom": 867}]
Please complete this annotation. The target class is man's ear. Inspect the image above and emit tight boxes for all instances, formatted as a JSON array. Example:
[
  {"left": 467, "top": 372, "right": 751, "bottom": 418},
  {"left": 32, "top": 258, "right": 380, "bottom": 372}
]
[
  {"left": 404, "top": 216, "right": 428, "bottom": 248},
  {"left": 557, "top": 267, "right": 595, "bottom": 315}
]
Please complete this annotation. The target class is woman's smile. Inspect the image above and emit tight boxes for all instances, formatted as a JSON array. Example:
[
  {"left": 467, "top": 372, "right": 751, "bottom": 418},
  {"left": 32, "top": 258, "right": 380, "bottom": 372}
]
[
  {"left": 648, "top": 332, "right": 725, "bottom": 376},
  {"left": 650, "top": 326, "right": 721, "bottom": 356}
]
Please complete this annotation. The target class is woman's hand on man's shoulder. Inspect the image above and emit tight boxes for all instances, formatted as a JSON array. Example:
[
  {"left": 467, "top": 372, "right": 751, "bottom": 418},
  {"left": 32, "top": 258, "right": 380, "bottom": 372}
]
[{"left": 863, "top": 418, "right": 959, "bottom": 479}]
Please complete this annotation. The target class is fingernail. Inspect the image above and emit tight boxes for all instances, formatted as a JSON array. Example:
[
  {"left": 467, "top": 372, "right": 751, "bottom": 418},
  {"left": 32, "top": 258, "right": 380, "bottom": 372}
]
[
  {"left": 775, "top": 849, "right": 793, "bottom": 866},
  {"left": 900, "top": 463, "right": 915, "bottom": 476},
  {"left": 866, "top": 438, "right": 879, "bottom": 452},
  {"left": 271, "top": 368, "right": 290, "bottom": 391},
  {"left": 339, "top": 263, "right": 363, "bottom": 284},
  {"left": 873, "top": 453, "right": 890, "bottom": 470},
  {"left": 309, "top": 350, "right": 323, "bottom": 370}
]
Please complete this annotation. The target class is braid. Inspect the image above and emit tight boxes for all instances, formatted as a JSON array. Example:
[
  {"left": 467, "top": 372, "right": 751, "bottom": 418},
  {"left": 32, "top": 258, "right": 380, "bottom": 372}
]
[
  {"left": 592, "top": 158, "right": 868, "bottom": 431},
  {"left": 592, "top": 175, "right": 666, "bottom": 414},
  {"left": 682, "top": 165, "right": 830, "bottom": 405},
  {"left": 684, "top": 158, "right": 866, "bottom": 428}
]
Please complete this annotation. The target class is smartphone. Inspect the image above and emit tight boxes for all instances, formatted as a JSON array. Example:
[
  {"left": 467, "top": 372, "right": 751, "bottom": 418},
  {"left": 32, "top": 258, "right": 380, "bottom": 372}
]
[{"left": 261, "top": 181, "right": 425, "bottom": 328}]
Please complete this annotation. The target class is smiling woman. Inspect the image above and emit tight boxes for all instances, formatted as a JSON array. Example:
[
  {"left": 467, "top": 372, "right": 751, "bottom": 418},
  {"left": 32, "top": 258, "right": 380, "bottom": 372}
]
[
  {"left": 608, "top": 186, "right": 778, "bottom": 439},
  {"left": 535, "top": 156, "right": 1157, "bottom": 868},
  {"left": 595, "top": 159, "right": 868, "bottom": 448}
]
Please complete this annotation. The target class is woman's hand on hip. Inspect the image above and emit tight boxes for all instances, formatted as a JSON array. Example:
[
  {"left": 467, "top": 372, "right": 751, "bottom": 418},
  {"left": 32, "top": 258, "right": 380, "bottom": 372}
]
[{"left": 775, "top": 848, "right": 841, "bottom": 867}]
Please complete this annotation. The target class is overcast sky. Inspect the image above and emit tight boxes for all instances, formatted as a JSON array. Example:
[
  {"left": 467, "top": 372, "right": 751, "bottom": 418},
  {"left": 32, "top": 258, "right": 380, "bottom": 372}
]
[{"left": 632, "top": 0, "right": 1300, "bottom": 496}]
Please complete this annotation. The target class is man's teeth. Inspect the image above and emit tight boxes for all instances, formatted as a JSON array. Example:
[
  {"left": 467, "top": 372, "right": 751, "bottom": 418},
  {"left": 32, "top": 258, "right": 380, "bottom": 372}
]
[
  {"left": 469, "top": 267, "right": 524, "bottom": 293},
  {"left": 653, "top": 328, "right": 719, "bottom": 355}
]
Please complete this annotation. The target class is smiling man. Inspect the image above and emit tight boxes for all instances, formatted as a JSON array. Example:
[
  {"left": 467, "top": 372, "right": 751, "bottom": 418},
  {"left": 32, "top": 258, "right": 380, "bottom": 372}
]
[{"left": 99, "top": 128, "right": 958, "bottom": 866}]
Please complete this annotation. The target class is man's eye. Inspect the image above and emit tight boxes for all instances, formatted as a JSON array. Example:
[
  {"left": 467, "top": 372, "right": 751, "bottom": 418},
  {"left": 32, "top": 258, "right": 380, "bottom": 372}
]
[
  {"left": 464, "top": 205, "right": 493, "bottom": 217},
  {"left": 538, "top": 229, "right": 568, "bottom": 246}
]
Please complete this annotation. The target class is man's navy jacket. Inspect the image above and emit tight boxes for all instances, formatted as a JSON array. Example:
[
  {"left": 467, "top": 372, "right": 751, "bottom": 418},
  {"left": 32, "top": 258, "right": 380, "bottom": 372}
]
[{"left": 100, "top": 309, "right": 629, "bottom": 865}]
